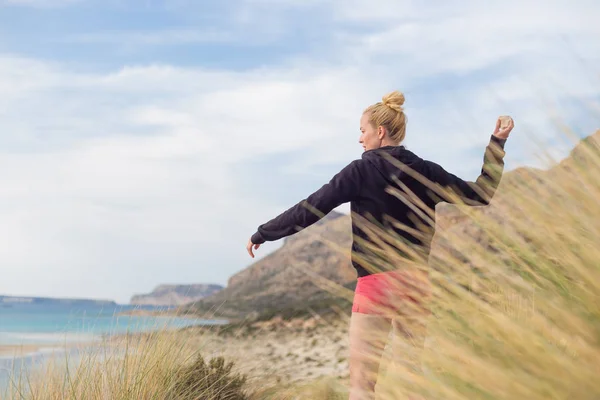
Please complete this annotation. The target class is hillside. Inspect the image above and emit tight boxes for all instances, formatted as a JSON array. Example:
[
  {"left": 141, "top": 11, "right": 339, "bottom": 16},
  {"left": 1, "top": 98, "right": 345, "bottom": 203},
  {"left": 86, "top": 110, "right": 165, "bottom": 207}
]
[
  {"left": 130, "top": 284, "right": 224, "bottom": 306},
  {"left": 430, "top": 129, "right": 600, "bottom": 278},
  {"left": 187, "top": 210, "right": 356, "bottom": 319},
  {"left": 188, "top": 130, "right": 599, "bottom": 321},
  {"left": 557, "top": 129, "right": 600, "bottom": 171}
]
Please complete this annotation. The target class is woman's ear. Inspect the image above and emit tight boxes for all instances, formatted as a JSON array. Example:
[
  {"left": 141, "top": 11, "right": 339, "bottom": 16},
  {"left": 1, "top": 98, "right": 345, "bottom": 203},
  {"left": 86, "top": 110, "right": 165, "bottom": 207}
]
[{"left": 377, "top": 125, "right": 386, "bottom": 140}]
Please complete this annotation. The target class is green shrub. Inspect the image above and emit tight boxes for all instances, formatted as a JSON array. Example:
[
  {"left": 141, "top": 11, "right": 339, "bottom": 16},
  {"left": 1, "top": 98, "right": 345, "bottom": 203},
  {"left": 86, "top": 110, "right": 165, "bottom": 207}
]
[{"left": 169, "top": 354, "right": 250, "bottom": 400}]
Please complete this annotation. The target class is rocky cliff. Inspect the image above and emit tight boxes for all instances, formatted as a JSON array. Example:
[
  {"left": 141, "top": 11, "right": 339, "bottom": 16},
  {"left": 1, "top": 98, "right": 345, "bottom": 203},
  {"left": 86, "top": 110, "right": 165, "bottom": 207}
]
[{"left": 188, "top": 210, "right": 356, "bottom": 318}]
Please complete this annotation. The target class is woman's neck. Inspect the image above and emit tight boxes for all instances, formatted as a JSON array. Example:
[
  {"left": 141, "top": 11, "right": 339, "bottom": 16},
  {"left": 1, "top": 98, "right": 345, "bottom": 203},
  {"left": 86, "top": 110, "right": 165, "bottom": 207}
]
[{"left": 380, "top": 138, "right": 397, "bottom": 148}]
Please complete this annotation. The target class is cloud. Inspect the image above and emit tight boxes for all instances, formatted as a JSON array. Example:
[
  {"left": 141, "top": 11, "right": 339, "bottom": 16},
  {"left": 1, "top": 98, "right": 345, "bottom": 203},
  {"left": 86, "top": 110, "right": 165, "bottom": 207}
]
[
  {"left": 0, "top": 1, "right": 598, "bottom": 303},
  {"left": 0, "top": 56, "right": 374, "bottom": 302}
]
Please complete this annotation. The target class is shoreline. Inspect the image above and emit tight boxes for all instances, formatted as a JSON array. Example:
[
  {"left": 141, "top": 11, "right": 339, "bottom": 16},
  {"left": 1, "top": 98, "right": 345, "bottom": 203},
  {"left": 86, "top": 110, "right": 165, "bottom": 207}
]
[
  {"left": 1, "top": 315, "right": 352, "bottom": 395},
  {"left": 0, "top": 344, "right": 50, "bottom": 359},
  {"left": 0, "top": 315, "right": 226, "bottom": 361},
  {"left": 0, "top": 339, "right": 100, "bottom": 360}
]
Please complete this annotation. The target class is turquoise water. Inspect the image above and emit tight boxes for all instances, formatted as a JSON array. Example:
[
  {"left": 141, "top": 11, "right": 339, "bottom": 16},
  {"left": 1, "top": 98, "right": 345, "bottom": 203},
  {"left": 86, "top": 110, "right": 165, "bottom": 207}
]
[
  {"left": 0, "top": 302, "right": 221, "bottom": 346},
  {"left": 0, "top": 304, "right": 225, "bottom": 345},
  {"left": 0, "top": 302, "right": 227, "bottom": 394}
]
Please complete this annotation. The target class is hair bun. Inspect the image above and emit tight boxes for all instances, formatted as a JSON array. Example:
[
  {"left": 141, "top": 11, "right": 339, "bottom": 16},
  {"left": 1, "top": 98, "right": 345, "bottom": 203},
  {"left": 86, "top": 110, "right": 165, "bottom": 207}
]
[{"left": 382, "top": 90, "right": 405, "bottom": 113}]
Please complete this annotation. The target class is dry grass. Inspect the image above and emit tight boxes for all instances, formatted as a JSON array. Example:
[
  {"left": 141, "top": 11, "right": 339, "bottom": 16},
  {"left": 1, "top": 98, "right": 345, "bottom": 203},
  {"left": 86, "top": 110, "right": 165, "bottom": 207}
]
[
  {"left": 408, "top": 132, "right": 600, "bottom": 400},
  {"left": 2, "top": 326, "right": 252, "bottom": 400},
  {"left": 302, "top": 129, "right": 600, "bottom": 399}
]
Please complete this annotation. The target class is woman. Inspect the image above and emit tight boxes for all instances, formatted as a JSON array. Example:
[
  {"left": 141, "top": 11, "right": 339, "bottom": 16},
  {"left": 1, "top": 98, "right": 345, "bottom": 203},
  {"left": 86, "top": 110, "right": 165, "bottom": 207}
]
[{"left": 246, "top": 91, "right": 513, "bottom": 399}]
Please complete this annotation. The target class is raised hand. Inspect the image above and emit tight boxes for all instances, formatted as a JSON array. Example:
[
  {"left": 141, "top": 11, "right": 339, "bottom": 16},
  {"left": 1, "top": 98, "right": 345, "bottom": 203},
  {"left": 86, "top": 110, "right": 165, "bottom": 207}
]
[{"left": 493, "top": 116, "right": 514, "bottom": 140}]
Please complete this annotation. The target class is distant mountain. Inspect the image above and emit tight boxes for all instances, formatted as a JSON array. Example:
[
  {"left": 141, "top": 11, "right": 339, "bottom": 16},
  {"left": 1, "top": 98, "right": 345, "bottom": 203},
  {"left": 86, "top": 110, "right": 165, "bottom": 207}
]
[
  {"left": 130, "top": 284, "right": 224, "bottom": 306},
  {"left": 0, "top": 295, "right": 116, "bottom": 306},
  {"left": 187, "top": 130, "right": 600, "bottom": 321}
]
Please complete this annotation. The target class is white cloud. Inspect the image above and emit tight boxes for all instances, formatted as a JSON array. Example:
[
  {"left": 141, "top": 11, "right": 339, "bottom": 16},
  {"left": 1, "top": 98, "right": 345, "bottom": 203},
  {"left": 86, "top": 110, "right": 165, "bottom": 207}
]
[
  {"left": 0, "top": 0, "right": 599, "bottom": 303},
  {"left": 0, "top": 57, "right": 374, "bottom": 302}
]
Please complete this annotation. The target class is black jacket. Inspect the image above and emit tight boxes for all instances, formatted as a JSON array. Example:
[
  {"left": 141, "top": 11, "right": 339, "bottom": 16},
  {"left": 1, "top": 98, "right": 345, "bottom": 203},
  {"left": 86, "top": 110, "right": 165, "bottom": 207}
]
[{"left": 251, "top": 135, "right": 507, "bottom": 277}]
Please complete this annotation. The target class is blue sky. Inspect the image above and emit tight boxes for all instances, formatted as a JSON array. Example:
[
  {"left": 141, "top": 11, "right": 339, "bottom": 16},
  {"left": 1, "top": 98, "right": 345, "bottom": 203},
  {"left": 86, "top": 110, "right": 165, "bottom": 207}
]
[{"left": 1, "top": 0, "right": 599, "bottom": 304}]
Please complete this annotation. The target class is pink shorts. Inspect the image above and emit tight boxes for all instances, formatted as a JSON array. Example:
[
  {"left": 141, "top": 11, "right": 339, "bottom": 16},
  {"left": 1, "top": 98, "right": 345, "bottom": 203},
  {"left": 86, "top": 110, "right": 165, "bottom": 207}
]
[{"left": 352, "top": 270, "right": 431, "bottom": 317}]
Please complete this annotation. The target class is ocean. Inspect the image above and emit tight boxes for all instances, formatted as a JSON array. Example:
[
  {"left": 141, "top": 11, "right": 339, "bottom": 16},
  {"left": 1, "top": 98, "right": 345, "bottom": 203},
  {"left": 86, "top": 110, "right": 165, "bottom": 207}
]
[{"left": 0, "top": 302, "right": 227, "bottom": 395}]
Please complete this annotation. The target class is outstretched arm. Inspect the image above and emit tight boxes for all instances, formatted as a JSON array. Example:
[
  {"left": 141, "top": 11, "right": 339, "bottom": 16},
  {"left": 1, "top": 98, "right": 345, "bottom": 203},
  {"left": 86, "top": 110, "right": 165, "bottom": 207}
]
[
  {"left": 247, "top": 160, "right": 363, "bottom": 257},
  {"left": 425, "top": 117, "right": 513, "bottom": 206}
]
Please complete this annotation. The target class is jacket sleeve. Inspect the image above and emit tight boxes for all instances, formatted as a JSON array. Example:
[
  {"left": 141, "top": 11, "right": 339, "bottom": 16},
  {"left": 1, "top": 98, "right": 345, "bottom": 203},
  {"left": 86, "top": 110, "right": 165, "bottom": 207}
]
[
  {"left": 424, "top": 134, "right": 507, "bottom": 206},
  {"left": 251, "top": 160, "right": 362, "bottom": 244}
]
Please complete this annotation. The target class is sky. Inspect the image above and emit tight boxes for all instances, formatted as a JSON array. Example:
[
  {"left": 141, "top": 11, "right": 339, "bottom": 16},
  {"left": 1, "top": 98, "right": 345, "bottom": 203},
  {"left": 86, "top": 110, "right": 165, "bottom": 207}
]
[{"left": 0, "top": 0, "right": 599, "bottom": 304}]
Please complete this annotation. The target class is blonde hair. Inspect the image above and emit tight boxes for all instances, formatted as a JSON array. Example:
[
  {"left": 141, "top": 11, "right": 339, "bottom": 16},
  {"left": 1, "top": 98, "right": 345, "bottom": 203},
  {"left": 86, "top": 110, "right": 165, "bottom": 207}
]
[{"left": 363, "top": 90, "right": 407, "bottom": 144}]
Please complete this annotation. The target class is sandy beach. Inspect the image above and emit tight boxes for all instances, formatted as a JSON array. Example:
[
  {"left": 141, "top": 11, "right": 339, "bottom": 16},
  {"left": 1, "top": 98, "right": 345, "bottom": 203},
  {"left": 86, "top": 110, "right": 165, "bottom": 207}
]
[{"left": 174, "top": 314, "right": 359, "bottom": 391}]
